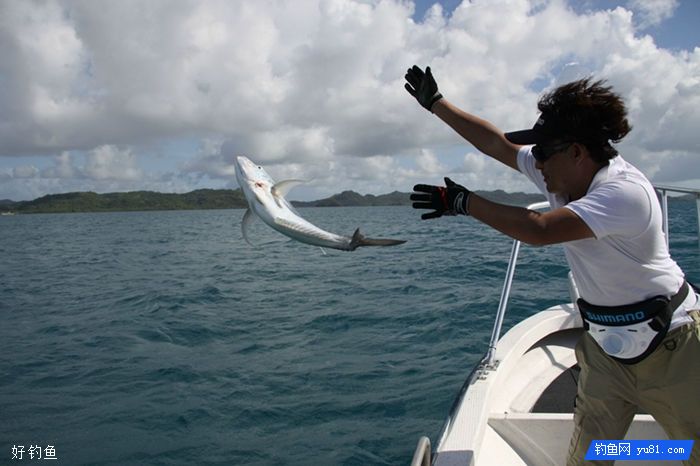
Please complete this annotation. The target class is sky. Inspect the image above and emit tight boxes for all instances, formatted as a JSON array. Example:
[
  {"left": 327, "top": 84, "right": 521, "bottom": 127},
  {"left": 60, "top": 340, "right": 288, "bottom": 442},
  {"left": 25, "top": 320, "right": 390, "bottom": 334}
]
[{"left": 1, "top": 0, "right": 699, "bottom": 202}]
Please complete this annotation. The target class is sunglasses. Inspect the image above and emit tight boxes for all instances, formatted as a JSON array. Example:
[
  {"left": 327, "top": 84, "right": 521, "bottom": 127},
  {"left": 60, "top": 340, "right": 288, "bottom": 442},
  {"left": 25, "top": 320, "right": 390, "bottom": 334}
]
[{"left": 532, "top": 142, "right": 572, "bottom": 163}]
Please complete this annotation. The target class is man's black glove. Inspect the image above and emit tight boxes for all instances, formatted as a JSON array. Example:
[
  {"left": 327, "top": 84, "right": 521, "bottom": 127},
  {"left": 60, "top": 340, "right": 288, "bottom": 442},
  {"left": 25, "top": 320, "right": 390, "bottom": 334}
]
[
  {"left": 404, "top": 65, "right": 443, "bottom": 112},
  {"left": 411, "top": 177, "right": 471, "bottom": 220}
]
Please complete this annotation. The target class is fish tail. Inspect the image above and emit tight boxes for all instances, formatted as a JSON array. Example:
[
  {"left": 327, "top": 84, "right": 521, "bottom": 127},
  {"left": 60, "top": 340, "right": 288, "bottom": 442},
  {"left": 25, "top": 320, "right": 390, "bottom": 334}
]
[{"left": 348, "top": 228, "right": 406, "bottom": 251}]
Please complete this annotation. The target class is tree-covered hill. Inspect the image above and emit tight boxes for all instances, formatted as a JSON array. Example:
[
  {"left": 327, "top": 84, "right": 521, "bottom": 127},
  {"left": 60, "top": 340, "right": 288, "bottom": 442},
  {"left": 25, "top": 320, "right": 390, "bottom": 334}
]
[{"left": 9, "top": 189, "right": 248, "bottom": 213}]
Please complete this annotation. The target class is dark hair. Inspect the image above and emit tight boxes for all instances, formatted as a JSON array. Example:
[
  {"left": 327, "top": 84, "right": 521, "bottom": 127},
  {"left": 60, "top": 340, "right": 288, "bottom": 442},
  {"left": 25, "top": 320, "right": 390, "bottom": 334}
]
[{"left": 537, "top": 77, "right": 631, "bottom": 163}]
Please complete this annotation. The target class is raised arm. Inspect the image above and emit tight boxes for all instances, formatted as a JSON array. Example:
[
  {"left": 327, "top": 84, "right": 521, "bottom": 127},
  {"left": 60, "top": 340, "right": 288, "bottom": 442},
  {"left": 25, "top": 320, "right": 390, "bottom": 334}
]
[
  {"left": 431, "top": 99, "right": 521, "bottom": 171},
  {"left": 405, "top": 65, "right": 521, "bottom": 171}
]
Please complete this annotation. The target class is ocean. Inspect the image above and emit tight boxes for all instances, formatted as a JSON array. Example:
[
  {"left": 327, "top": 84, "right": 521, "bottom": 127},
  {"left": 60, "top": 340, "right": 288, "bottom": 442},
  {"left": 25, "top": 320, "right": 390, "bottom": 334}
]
[{"left": 1, "top": 203, "right": 698, "bottom": 465}]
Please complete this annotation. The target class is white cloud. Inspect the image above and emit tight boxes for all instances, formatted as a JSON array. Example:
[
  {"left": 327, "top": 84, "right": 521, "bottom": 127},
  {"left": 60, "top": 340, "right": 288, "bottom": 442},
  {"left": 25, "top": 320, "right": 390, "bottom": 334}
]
[
  {"left": 184, "top": 138, "right": 237, "bottom": 179},
  {"left": 42, "top": 152, "right": 80, "bottom": 179},
  {"left": 626, "top": 0, "right": 678, "bottom": 29},
  {"left": 12, "top": 165, "right": 40, "bottom": 179},
  {"left": 83, "top": 145, "right": 143, "bottom": 181},
  {"left": 416, "top": 149, "right": 448, "bottom": 175},
  {"left": 0, "top": 0, "right": 698, "bottom": 201}
]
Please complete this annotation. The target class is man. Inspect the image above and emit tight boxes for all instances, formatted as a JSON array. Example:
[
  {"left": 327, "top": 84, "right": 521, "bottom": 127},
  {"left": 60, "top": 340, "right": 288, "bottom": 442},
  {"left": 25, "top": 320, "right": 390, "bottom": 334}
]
[{"left": 405, "top": 65, "right": 700, "bottom": 465}]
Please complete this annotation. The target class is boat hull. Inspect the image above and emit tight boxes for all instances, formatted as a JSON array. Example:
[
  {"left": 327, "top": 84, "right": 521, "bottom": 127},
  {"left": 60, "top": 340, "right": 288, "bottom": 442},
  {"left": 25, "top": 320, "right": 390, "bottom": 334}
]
[{"left": 433, "top": 304, "right": 670, "bottom": 466}]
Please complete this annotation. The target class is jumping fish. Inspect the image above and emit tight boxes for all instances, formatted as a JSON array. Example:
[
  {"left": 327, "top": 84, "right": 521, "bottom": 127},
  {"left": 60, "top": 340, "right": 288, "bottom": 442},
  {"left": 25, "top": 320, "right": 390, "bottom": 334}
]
[{"left": 234, "top": 156, "right": 406, "bottom": 251}]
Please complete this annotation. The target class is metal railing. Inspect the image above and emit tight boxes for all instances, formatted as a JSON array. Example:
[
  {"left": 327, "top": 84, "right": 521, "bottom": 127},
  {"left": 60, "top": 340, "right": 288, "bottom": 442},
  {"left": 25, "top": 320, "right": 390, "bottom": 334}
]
[
  {"left": 484, "top": 201, "right": 549, "bottom": 366},
  {"left": 410, "top": 436, "right": 431, "bottom": 466},
  {"left": 655, "top": 185, "right": 700, "bottom": 247}
]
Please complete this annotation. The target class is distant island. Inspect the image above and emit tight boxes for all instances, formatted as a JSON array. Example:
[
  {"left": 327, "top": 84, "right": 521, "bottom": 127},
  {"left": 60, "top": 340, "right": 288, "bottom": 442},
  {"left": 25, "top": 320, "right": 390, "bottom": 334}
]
[
  {"left": 0, "top": 188, "right": 693, "bottom": 214},
  {"left": 1, "top": 189, "right": 249, "bottom": 214}
]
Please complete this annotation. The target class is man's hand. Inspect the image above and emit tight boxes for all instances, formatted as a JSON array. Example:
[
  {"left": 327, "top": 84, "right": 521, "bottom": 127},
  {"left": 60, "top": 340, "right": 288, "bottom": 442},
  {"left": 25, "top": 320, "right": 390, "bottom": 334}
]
[
  {"left": 405, "top": 65, "right": 443, "bottom": 112},
  {"left": 411, "top": 178, "right": 471, "bottom": 220}
]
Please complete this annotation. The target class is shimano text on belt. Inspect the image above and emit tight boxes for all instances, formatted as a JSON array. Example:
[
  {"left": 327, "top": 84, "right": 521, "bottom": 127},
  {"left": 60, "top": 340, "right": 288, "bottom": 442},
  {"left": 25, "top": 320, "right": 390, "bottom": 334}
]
[{"left": 577, "top": 282, "right": 689, "bottom": 364}]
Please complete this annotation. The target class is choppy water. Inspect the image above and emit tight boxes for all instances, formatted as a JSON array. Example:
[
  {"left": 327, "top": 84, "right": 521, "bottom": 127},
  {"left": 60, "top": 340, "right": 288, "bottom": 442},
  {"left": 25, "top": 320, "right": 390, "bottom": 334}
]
[{"left": 1, "top": 203, "right": 698, "bottom": 465}]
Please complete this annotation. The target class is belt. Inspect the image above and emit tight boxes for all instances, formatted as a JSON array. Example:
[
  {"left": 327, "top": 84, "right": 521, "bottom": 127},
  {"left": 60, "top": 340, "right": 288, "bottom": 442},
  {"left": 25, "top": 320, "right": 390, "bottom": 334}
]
[
  {"left": 578, "top": 281, "right": 690, "bottom": 364},
  {"left": 669, "top": 281, "right": 690, "bottom": 311}
]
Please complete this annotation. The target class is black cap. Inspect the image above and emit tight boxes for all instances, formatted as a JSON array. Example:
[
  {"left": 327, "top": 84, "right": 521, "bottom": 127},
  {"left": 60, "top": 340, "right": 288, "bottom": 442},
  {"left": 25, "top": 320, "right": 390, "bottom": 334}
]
[{"left": 505, "top": 112, "right": 566, "bottom": 145}]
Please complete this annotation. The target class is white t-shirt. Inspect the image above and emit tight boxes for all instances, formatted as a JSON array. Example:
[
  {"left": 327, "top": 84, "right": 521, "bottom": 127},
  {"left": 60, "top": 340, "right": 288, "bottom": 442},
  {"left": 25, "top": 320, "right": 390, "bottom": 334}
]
[{"left": 516, "top": 147, "right": 693, "bottom": 327}]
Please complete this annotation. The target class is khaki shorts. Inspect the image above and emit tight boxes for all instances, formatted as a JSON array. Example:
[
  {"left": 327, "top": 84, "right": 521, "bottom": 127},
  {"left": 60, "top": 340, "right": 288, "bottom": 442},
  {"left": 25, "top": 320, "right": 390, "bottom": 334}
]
[{"left": 567, "top": 310, "right": 700, "bottom": 466}]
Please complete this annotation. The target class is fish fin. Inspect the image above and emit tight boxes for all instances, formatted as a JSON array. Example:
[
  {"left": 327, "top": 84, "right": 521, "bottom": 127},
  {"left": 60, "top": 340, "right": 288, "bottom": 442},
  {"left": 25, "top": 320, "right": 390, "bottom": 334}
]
[
  {"left": 348, "top": 228, "right": 406, "bottom": 251},
  {"left": 272, "top": 179, "right": 306, "bottom": 198},
  {"left": 272, "top": 180, "right": 306, "bottom": 208},
  {"left": 241, "top": 208, "right": 257, "bottom": 247}
]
